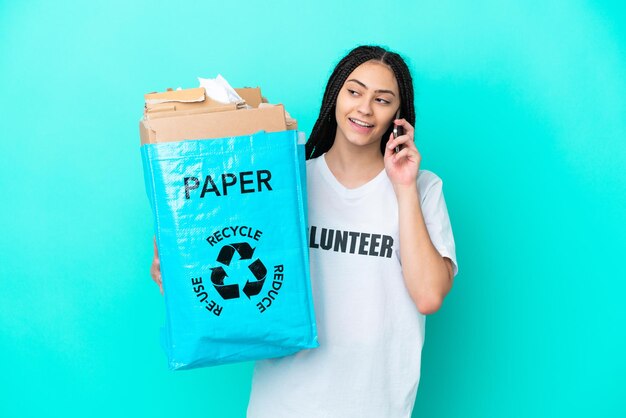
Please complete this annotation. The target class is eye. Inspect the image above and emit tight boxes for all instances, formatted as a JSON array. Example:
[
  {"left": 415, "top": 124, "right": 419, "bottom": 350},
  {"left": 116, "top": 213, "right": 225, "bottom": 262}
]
[
  {"left": 375, "top": 97, "right": 391, "bottom": 105},
  {"left": 347, "top": 89, "right": 360, "bottom": 96}
]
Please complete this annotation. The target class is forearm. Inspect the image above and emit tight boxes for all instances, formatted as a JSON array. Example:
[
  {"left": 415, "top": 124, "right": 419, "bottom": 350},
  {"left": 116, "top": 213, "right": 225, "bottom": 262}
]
[{"left": 395, "top": 184, "right": 452, "bottom": 314}]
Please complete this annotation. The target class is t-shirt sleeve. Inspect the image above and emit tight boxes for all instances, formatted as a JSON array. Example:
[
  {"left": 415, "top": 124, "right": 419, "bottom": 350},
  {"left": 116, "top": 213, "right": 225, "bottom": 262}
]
[{"left": 418, "top": 171, "right": 459, "bottom": 277}]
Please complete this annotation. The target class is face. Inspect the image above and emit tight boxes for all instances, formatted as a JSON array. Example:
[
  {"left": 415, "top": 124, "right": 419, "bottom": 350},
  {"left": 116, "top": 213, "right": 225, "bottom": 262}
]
[{"left": 334, "top": 60, "right": 400, "bottom": 150}]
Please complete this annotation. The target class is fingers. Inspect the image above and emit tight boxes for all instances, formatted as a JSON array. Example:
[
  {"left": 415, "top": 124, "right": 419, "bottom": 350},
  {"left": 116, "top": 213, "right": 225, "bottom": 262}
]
[
  {"left": 387, "top": 119, "right": 416, "bottom": 152},
  {"left": 150, "top": 257, "right": 163, "bottom": 294},
  {"left": 150, "top": 257, "right": 161, "bottom": 282},
  {"left": 394, "top": 118, "right": 415, "bottom": 137},
  {"left": 151, "top": 237, "right": 163, "bottom": 294},
  {"left": 386, "top": 132, "right": 416, "bottom": 155},
  {"left": 391, "top": 145, "right": 420, "bottom": 164},
  {"left": 384, "top": 134, "right": 421, "bottom": 166},
  {"left": 384, "top": 119, "right": 422, "bottom": 184},
  {"left": 386, "top": 134, "right": 414, "bottom": 153}
]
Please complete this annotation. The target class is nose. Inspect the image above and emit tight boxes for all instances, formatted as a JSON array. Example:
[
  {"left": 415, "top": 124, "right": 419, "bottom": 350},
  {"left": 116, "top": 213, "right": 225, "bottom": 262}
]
[{"left": 356, "top": 97, "right": 373, "bottom": 116}]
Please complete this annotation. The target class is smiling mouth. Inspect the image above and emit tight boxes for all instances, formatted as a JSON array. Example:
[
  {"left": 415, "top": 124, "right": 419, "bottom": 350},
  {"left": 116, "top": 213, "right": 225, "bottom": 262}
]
[{"left": 349, "top": 118, "right": 374, "bottom": 128}]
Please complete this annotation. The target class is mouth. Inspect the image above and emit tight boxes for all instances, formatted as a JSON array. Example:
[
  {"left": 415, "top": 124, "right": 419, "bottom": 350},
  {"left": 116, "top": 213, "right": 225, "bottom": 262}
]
[{"left": 348, "top": 117, "right": 374, "bottom": 128}]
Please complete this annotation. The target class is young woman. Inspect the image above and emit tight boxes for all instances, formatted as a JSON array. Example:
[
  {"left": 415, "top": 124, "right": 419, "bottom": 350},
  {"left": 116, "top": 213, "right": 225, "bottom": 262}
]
[{"left": 151, "top": 45, "right": 458, "bottom": 417}]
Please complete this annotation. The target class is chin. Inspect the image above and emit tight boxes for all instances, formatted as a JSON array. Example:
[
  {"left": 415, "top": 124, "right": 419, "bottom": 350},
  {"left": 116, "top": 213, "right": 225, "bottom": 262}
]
[{"left": 346, "top": 134, "right": 383, "bottom": 149}]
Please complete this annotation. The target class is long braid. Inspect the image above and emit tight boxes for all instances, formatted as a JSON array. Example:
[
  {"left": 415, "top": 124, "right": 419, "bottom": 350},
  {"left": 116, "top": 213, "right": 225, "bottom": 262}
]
[{"left": 306, "top": 46, "right": 416, "bottom": 160}]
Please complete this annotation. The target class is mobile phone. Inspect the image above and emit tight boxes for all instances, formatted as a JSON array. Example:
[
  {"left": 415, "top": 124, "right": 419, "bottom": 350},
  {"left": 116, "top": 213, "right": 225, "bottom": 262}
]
[{"left": 392, "top": 109, "right": 403, "bottom": 153}]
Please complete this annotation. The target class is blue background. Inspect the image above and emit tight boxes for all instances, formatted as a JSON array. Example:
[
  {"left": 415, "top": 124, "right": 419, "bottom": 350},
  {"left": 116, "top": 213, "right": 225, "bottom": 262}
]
[{"left": 1, "top": 1, "right": 625, "bottom": 417}]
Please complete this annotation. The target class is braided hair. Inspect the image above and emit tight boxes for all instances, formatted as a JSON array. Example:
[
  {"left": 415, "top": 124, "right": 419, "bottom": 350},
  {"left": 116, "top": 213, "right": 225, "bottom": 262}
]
[{"left": 306, "top": 45, "right": 415, "bottom": 160}]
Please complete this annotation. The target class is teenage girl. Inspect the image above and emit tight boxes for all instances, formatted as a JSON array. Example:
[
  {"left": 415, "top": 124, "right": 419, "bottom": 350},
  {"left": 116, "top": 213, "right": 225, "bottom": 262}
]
[{"left": 151, "top": 45, "right": 458, "bottom": 418}]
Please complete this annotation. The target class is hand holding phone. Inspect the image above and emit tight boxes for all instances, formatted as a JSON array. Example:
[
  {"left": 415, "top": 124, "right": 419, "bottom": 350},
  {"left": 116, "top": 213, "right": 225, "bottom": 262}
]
[{"left": 392, "top": 109, "right": 403, "bottom": 153}]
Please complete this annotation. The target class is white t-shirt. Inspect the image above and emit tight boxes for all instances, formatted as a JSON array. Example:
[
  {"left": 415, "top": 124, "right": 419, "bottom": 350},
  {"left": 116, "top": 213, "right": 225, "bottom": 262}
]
[{"left": 247, "top": 155, "right": 458, "bottom": 418}]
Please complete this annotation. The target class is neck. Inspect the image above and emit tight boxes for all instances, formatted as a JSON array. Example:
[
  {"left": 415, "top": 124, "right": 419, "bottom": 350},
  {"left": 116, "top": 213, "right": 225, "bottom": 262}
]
[{"left": 324, "top": 135, "right": 384, "bottom": 189}]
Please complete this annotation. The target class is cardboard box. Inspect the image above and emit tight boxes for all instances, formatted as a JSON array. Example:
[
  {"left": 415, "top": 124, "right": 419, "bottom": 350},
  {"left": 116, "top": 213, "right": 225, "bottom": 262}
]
[{"left": 139, "top": 87, "right": 296, "bottom": 145}]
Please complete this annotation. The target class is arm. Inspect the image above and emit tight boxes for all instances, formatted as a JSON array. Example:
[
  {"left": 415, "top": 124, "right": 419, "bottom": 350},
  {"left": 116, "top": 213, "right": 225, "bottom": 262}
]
[
  {"left": 385, "top": 119, "right": 454, "bottom": 314},
  {"left": 395, "top": 184, "right": 453, "bottom": 314}
]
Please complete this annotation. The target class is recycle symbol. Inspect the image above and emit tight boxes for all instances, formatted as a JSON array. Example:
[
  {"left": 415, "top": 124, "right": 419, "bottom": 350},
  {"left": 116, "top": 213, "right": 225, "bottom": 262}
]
[{"left": 209, "top": 242, "right": 267, "bottom": 300}]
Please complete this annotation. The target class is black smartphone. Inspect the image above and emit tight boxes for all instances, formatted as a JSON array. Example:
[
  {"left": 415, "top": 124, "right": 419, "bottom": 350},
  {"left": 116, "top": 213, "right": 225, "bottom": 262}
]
[{"left": 392, "top": 109, "right": 403, "bottom": 153}]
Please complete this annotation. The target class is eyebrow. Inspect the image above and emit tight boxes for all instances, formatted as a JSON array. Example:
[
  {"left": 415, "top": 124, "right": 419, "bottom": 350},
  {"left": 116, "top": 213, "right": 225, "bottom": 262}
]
[{"left": 346, "top": 79, "right": 396, "bottom": 96}]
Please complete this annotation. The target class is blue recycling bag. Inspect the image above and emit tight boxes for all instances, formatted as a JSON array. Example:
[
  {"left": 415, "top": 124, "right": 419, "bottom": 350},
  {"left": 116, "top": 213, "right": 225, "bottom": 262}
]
[{"left": 141, "top": 130, "right": 318, "bottom": 370}]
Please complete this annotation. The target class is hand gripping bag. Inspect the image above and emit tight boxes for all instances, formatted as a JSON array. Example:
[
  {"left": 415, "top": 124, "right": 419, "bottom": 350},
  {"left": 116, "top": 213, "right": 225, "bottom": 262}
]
[{"left": 141, "top": 130, "right": 318, "bottom": 370}]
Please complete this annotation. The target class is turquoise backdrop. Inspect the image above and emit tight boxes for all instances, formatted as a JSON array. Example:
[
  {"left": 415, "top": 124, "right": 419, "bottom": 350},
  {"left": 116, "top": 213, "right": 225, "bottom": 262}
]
[{"left": 1, "top": 1, "right": 624, "bottom": 417}]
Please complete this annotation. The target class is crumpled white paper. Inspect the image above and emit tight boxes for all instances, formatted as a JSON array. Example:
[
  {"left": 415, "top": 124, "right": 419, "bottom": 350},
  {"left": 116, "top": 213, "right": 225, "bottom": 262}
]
[{"left": 198, "top": 74, "right": 244, "bottom": 104}]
